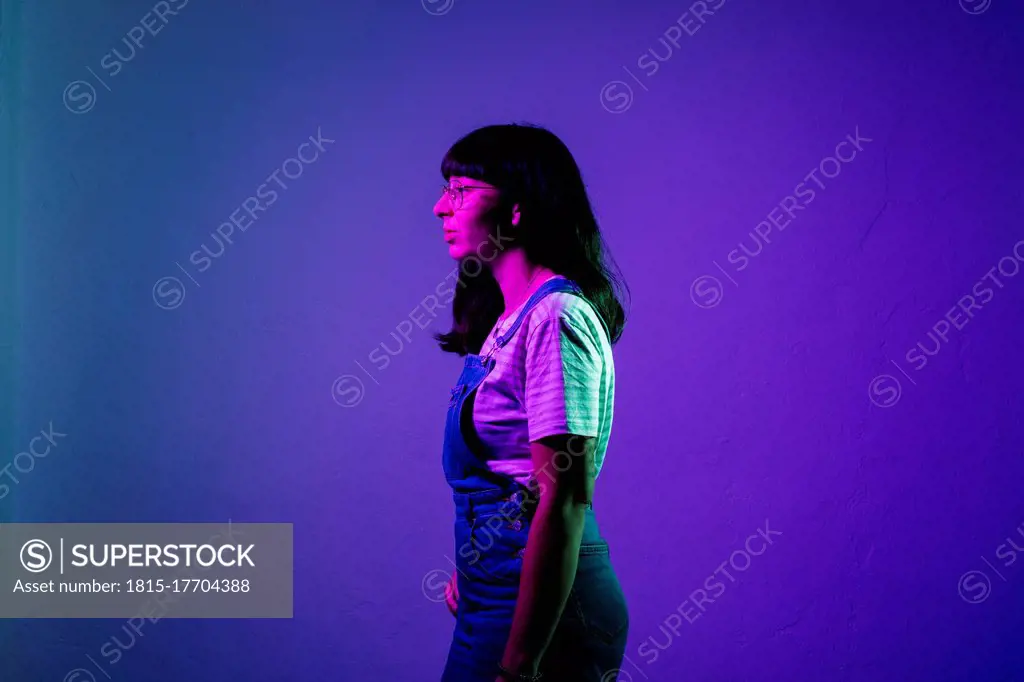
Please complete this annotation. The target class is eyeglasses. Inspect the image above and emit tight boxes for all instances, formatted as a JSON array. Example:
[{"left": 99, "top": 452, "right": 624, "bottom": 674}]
[{"left": 440, "top": 183, "right": 495, "bottom": 210}]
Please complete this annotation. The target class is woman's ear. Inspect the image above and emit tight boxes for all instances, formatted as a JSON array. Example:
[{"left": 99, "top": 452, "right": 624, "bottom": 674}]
[{"left": 509, "top": 203, "right": 522, "bottom": 228}]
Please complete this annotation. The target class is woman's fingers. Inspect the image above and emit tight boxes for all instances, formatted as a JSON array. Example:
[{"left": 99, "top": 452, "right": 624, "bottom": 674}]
[{"left": 445, "top": 572, "right": 459, "bottom": 615}]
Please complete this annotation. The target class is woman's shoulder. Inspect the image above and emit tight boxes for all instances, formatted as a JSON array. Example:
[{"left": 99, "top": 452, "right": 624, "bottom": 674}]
[
  {"left": 529, "top": 290, "right": 588, "bottom": 318},
  {"left": 523, "top": 291, "right": 607, "bottom": 344}
]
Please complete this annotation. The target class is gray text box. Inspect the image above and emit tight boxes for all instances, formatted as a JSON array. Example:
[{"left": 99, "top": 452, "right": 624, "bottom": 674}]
[{"left": 0, "top": 522, "right": 292, "bottom": 618}]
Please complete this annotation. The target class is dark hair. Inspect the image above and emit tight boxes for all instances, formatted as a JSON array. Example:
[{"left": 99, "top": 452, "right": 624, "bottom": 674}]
[{"left": 433, "top": 122, "right": 629, "bottom": 356}]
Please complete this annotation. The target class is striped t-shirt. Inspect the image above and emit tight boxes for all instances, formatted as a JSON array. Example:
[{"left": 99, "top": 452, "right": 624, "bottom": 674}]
[{"left": 471, "top": 275, "right": 615, "bottom": 487}]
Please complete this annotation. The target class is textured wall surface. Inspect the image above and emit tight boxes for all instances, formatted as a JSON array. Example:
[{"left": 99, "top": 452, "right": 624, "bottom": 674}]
[{"left": 2, "top": 0, "right": 1023, "bottom": 680}]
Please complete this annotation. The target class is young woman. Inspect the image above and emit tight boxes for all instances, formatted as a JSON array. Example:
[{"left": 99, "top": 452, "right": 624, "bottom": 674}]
[{"left": 432, "top": 123, "right": 630, "bottom": 682}]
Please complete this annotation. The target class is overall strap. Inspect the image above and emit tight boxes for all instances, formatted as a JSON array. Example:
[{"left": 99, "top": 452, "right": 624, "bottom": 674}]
[{"left": 494, "top": 277, "right": 583, "bottom": 350}]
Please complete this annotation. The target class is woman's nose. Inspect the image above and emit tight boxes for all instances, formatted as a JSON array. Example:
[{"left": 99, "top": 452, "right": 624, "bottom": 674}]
[{"left": 434, "top": 195, "right": 451, "bottom": 217}]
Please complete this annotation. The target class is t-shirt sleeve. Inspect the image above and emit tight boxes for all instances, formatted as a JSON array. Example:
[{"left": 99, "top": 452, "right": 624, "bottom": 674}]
[{"left": 524, "top": 312, "right": 603, "bottom": 442}]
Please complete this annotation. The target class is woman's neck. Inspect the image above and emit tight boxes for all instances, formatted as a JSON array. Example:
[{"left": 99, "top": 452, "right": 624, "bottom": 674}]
[{"left": 491, "top": 255, "right": 556, "bottom": 320}]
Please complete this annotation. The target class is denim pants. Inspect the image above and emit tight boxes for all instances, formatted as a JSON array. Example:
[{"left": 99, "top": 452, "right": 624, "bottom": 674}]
[
  {"left": 440, "top": 277, "right": 629, "bottom": 681},
  {"left": 440, "top": 485, "right": 629, "bottom": 681}
]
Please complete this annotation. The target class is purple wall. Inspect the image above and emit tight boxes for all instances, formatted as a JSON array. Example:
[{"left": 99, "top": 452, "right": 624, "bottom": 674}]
[{"left": 4, "top": 0, "right": 1023, "bottom": 680}]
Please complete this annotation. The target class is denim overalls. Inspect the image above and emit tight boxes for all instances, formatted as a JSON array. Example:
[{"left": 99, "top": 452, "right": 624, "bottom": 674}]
[{"left": 440, "top": 277, "right": 629, "bottom": 682}]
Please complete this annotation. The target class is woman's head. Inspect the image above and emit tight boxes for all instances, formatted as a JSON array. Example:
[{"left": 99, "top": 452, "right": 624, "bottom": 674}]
[{"left": 432, "top": 122, "right": 629, "bottom": 354}]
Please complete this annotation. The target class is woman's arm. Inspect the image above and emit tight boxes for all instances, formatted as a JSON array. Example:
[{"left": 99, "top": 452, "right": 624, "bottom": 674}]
[{"left": 497, "top": 433, "right": 596, "bottom": 679}]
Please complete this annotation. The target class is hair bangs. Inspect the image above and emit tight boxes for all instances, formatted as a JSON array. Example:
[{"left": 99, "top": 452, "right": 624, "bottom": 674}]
[{"left": 439, "top": 125, "right": 523, "bottom": 188}]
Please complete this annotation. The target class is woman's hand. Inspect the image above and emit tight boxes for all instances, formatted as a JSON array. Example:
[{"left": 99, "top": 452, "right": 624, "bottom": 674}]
[{"left": 444, "top": 571, "right": 459, "bottom": 616}]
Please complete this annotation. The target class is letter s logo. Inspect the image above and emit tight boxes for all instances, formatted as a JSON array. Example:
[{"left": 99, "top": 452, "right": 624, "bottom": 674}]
[{"left": 21, "top": 539, "right": 53, "bottom": 572}]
